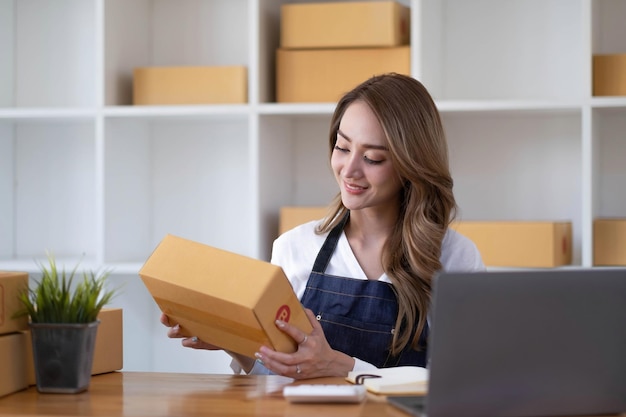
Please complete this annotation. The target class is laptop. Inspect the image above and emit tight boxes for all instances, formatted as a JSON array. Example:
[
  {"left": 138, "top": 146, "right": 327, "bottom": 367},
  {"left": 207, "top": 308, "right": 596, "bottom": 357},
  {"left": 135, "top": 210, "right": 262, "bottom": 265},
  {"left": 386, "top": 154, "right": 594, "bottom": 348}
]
[{"left": 388, "top": 269, "right": 626, "bottom": 417}]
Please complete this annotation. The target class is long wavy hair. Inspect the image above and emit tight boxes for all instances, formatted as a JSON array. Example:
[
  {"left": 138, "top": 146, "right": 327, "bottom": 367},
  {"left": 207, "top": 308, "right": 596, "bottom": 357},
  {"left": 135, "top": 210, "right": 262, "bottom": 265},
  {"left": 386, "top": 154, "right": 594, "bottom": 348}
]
[{"left": 316, "top": 73, "right": 456, "bottom": 355}]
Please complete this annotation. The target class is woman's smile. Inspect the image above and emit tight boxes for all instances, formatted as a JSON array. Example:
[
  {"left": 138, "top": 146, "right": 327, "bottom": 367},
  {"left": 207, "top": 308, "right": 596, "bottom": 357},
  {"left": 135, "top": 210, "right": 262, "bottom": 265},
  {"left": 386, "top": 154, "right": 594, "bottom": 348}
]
[{"left": 343, "top": 181, "right": 368, "bottom": 194}]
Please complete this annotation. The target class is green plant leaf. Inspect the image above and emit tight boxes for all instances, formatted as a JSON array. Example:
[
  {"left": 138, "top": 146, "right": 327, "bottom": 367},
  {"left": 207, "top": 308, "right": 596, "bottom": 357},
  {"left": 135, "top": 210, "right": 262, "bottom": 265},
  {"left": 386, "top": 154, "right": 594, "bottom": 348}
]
[{"left": 14, "top": 252, "right": 120, "bottom": 324}]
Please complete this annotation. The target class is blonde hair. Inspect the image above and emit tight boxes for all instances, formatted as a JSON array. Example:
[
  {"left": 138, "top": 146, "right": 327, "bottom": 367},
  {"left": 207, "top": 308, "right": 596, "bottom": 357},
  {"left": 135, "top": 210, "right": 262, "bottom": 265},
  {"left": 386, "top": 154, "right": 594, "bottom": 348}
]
[{"left": 317, "top": 73, "right": 456, "bottom": 355}]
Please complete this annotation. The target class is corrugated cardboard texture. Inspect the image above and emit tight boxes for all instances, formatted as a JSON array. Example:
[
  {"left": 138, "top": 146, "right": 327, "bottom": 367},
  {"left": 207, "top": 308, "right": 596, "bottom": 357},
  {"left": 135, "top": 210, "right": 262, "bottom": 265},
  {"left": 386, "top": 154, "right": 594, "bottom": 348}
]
[
  {"left": 280, "top": 1, "right": 410, "bottom": 49},
  {"left": 0, "top": 271, "right": 29, "bottom": 336},
  {"left": 279, "top": 206, "right": 327, "bottom": 235},
  {"left": 133, "top": 66, "right": 247, "bottom": 105},
  {"left": 593, "top": 54, "right": 626, "bottom": 96},
  {"left": 594, "top": 219, "right": 626, "bottom": 266},
  {"left": 0, "top": 333, "right": 28, "bottom": 397},
  {"left": 23, "top": 308, "right": 124, "bottom": 385},
  {"left": 451, "top": 221, "right": 572, "bottom": 268},
  {"left": 139, "top": 235, "right": 313, "bottom": 358},
  {"left": 276, "top": 46, "right": 410, "bottom": 103}
]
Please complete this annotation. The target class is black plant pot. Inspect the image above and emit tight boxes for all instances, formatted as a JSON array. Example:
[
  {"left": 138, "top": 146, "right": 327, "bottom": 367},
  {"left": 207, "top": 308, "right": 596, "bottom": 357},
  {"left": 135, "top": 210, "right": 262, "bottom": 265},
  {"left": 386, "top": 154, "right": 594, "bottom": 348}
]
[{"left": 30, "top": 321, "right": 100, "bottom": 393}]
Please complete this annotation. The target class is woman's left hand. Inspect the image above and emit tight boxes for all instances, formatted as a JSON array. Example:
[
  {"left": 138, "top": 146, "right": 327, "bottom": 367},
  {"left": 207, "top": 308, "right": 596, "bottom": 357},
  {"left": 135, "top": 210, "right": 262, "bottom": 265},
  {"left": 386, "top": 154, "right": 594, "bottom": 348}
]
[{"left": 255, "top": 308, "right": 355, "bottom": 379}]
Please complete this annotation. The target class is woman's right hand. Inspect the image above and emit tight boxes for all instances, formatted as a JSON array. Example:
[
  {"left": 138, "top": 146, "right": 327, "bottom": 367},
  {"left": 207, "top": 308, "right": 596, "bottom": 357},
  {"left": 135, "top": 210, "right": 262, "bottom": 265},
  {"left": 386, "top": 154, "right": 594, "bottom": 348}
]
[
  {"left": 160, "top": 313, "right": 257, "bottom": 373},
  {"left": 160, "top": 313, "right": 221, "bottom": 350}
]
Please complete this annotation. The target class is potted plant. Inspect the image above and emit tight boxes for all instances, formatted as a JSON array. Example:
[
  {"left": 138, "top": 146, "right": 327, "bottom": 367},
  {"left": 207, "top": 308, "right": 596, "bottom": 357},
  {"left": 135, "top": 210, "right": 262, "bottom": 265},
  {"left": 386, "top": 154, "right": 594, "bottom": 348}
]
[{"left": 16, "top": 254, "right": 117, "bottom": 393}]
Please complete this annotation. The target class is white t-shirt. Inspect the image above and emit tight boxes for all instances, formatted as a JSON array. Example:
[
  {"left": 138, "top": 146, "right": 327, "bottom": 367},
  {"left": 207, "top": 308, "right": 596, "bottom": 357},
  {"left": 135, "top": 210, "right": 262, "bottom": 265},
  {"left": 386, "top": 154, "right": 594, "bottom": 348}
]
[
  {"left": 265, "top": 219, "right": 485, "bottom": 373},
  {"left": 271, "top": 220, "right": 485, "bottom": 299}
]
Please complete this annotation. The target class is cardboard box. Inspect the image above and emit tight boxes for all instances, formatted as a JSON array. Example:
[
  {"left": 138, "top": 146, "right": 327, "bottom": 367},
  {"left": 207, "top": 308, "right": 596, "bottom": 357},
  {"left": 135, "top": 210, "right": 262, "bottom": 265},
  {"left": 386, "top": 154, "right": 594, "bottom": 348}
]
[
  {"left": 594, "top": 218, "right": 626, "bottom": 266},
  {"left": 0, "top": 332, "right": 28, "bottom": 397},
  {"left": 280, "top": 1, "right": 410, "bottom": 49},
  {"left": 451, "top": 221, "right": 572, "bottom": 268},
  {"left": 139, "top": 234, "right": 313, "bottom": 358},
  {"left": 593, "top": 54, "right": 626, "bottom": 96},
  {"left": 133, "top": 66, "right": 247, "bottom": 105},
  {"left": 0, "top": 271, "right": 29, "bottom": 335},
  {"left": 23, "top": 308, "right": 124, "bottom": 386},
  {"left": 279, "top": 206, "right": 327, "bottom": 235},
  {"left": 92, "top": 308, "right": 123, "bottom": 375},
  {"left": 276, "top": 46, "right": 410, "bottom": 103}
]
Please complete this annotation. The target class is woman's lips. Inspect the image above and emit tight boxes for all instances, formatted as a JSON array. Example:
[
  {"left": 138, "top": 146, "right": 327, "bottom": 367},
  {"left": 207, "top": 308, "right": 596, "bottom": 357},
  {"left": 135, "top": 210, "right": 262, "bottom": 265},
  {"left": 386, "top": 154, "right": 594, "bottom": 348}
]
[{"left": 343, "top": 181, "right": 367, "bottom": 194}]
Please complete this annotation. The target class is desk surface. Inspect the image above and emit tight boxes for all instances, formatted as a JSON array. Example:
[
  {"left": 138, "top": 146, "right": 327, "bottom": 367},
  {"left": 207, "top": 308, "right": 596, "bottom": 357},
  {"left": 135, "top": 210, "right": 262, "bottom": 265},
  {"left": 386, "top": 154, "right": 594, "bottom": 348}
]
[
  {"left": 1, "top": 372, "right": 622, "bottom": 417},
  {"left": 0, "top": 372, "right": 407, "bottom": 417}
]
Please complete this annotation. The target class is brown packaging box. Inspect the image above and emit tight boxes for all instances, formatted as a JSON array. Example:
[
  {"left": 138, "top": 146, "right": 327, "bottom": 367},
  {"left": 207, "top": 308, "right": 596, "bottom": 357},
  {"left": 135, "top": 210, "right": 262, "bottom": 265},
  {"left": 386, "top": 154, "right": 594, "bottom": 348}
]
[
  {"left": 23, "top": 308, "right": 124, "bottom": 386},
  {"left": 133, "top": 66, "right": 247, "bottom": 105},
  {"left": 279, "top": 206, "right": 327, "bottom": 235},
  {"left": 593, "top": 54, "right": 626, "bottom": 96},
  {"left": 451, "top": 221, "right": 572, "bottom": 268},
  {"left": 0, "top": 271, "right": 29, "bottom": 336},
  {"left": 594, "top": 218, "right": 626, "bottom": 266},
  {"left": 0, "top": 332, "right": 28, "bottom": 397},
  {"left": 278, "top": 210, "right": 572, "bottom": 268},
  {"left": 276, "top": 46, "right": 410, "bottom": 103},
  {"left": 280, "top": 1, "right": 410, "bottom": 49},
  {"left": 139, "top": 234, "right": 313, "bottom": 358}
]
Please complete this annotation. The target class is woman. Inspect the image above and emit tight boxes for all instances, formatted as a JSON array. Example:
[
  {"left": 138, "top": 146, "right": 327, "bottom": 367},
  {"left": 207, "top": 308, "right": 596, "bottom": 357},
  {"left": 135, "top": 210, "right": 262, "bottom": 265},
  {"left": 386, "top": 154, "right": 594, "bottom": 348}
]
[{"left": 162, "top": 73, "right": 484, "bottom": 378}]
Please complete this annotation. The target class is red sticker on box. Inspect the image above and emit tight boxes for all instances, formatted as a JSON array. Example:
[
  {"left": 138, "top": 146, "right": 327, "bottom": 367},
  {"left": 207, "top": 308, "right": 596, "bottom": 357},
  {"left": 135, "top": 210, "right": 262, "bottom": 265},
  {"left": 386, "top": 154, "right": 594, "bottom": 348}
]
[{"left": 276, "top": 305, "right": 291, "bottom": 323}]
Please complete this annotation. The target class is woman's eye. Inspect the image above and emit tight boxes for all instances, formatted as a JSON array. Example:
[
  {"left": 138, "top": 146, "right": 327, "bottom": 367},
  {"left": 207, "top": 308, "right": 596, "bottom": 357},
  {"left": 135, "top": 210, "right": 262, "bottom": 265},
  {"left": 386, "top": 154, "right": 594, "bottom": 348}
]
[
  {"left": 364, "top": 155, "right": 383, "bottom": 165},
  {"left": 334, "top": 145, "right": 349, "bottom": 153}
]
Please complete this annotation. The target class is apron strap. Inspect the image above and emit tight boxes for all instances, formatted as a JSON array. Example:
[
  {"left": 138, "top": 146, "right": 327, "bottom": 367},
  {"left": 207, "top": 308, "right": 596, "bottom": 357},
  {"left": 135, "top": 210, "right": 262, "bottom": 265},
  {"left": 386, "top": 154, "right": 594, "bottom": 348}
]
[{"left": 311, "top": 212, "right": 349, "bottom": 274}]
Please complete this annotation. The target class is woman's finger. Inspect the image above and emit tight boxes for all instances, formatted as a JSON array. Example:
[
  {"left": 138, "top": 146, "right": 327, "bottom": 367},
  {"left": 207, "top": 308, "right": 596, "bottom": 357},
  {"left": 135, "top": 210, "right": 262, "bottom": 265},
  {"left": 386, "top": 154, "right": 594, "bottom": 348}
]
[
  {"left": 256, "top": 350, "right": 305, "bottom": 379},
  {"left": 167, "top": 324, "right": 183, "bottom": 338},
  {"left": 181, "top": 336, "right": 221, "bottom": 350},
  {"left": 160, "top": 313, "right": 172, "bottom": 327}
]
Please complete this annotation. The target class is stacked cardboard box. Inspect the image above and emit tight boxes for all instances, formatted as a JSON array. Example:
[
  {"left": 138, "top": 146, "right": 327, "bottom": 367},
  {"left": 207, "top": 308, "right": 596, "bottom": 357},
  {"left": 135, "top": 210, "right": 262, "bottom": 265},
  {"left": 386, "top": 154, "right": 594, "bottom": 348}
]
[
  {"left": 278, "top": 207, "right": 573, "bottom": 268},
  {"left": 594, "top": 218, "right": 626, "bottom": 266},
  {"left": 450, "top": 221, "right": 572, "bottom": 268},
  {"left": 276, "top": 1, "right": 411, "bottom": 103},
  {"left": 23, "top": 308, "right": 124, "bottom": 386},
  {"left": 0, "top": 271, "right": 29, "bottom": 397},
  {"left": 133, "top": 66, "right": 248, "bottom": 105},
  {"left": 593, "top": 54, "right": 626, "bottom": 96},
  {"left": 279, "top": 206, "right": 328, "bottom": 234},
  {"left": 0, "top": 271, "right": 123, "bottom": 396}
]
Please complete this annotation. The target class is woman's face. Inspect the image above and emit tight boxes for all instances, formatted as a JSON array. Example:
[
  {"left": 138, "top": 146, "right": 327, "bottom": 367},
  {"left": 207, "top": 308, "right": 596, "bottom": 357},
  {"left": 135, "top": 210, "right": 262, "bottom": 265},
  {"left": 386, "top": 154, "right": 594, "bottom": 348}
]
[{"left": 331, "top": 100, "right": 403, "bottom": 213}]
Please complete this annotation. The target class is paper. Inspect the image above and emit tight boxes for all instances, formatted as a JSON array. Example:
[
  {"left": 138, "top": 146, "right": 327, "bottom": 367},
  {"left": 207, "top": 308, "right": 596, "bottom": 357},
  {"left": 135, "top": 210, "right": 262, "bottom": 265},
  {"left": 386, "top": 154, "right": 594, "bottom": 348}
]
[{"left": 346, "top": 366, "right": 429, "bottom": 395}]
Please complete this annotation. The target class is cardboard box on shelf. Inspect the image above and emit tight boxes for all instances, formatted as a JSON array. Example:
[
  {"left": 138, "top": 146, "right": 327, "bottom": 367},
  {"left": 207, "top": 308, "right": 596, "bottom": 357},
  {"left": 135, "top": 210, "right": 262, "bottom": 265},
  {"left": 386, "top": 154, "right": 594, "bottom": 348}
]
[
  {"left": 451, "top": 221, "right": 572, "bottom": 268},
  {"left": 593, "top": 218, "right": 626, "bottom": 266},
  {"left": 133, "top": 66, "right": 247, "bottom": 105},
  {"left": 0, "top": 332, "right": 28, "bottom": 397},
  {"left": 279, "top": 206, "right": 328, "bottom": 235},
  {"left": 23, "top": 308, "right": 124, "bottom": 386},
  {"left": 593, "top": 54, "right": 626, "bottom": 96},
  {"left": 276, "top": 46, "right": 410, "bottom": 103},
  {"left": 139, "top": 235, "right": 313, "bottom": 358},
  {"left": 280, "top": 1, "right": 410, "bottom": 49},
  {"left": 0, "top": 271, "right": 29, "bottom": 336}
]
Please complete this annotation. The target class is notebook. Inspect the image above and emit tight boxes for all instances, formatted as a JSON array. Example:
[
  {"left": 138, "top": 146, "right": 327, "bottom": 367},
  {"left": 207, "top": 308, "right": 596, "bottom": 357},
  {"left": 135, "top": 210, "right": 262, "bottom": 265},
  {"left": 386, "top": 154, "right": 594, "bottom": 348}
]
[
  {"left": 346, "top": 366, "right": 428, "bottom": 395},
  {"left": 388, "top": 268, "right": 626, "bottom": 417}
]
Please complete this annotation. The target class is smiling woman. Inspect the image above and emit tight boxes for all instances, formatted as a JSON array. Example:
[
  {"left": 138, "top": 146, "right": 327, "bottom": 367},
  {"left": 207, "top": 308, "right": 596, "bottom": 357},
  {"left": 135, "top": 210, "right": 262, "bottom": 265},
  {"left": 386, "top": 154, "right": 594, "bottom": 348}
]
[{"left": 161, "top": 73, "right": 485, "bottom": 380}]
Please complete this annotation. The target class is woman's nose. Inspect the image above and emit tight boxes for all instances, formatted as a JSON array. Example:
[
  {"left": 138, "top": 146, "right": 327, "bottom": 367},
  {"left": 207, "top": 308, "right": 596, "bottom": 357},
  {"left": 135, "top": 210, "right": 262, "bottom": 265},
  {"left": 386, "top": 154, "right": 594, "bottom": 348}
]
[{"left": 343, "top": 154, "right": 363, "bottom": 178}]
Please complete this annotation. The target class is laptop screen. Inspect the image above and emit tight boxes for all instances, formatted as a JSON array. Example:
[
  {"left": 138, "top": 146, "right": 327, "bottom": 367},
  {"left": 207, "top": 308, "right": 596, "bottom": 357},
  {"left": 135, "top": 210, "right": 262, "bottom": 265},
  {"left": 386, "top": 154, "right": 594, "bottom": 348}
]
[{"left": 423, "top": 269, "right": 626, "bottom": 417}]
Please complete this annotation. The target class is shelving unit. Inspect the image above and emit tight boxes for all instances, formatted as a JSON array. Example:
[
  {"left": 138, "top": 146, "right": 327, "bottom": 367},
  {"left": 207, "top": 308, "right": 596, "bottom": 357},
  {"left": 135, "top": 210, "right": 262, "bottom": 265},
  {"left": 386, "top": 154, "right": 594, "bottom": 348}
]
[{"left": 1, "top": 0, "right": 624, "bottom": 373}]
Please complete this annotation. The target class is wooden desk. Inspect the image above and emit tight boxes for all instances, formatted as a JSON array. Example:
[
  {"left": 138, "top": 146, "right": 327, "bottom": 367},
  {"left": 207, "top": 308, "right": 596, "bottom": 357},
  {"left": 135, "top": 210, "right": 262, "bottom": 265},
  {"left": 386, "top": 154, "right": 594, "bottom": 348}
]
[{"left": 0, "top": 372, "right": 408, "bottom": 417}]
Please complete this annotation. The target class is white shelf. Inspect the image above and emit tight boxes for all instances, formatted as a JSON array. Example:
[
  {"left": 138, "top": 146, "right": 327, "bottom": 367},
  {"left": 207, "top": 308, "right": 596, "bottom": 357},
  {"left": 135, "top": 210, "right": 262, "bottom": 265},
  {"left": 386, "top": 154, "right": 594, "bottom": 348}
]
[{"left": 1, "top": 0, "right": 625, "bottom": 374}]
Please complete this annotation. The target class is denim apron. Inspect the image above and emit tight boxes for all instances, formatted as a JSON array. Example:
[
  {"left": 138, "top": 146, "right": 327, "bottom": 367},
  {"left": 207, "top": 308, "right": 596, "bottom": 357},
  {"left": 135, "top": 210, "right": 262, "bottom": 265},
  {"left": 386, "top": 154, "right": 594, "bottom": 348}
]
[{"left": 300, "top": 214, "right": 428, "bottom": 368}]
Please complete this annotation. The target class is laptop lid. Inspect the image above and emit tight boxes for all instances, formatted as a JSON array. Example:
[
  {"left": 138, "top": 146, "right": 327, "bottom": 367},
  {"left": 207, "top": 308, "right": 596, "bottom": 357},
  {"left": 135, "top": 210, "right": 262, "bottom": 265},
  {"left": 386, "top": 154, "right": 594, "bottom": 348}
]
[{"left": 425, "top": 269, "right": 626, "bottom": 417}]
